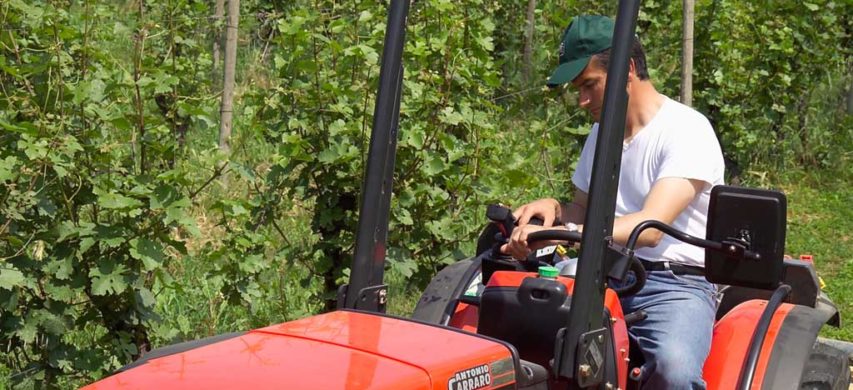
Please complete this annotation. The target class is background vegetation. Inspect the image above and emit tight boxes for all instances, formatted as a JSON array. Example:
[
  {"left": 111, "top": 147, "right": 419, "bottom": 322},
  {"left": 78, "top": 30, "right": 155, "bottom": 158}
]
[{"left": 0, "top": 0, "right": 850, "bottom": 387}]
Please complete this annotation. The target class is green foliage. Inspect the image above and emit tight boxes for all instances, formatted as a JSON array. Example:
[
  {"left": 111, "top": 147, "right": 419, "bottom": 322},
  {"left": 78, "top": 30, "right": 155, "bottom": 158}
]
[
  {"left": 0, "top": 0, "right": 213, "bottom": 386},
  {"left": 251, "top": 0, "right": 586, "bottom": 302},
  {"left": 693, "top": 0, "right": 851, "bottom": 171},
  {"left": 0, "top": 0, "right": 850, "bottom": 387}
]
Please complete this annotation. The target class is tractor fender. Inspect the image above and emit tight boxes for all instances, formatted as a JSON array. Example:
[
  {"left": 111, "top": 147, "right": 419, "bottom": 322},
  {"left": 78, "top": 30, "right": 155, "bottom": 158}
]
[
  {"left": 705, "top": 300, "right": 838, "bottom": 389},
  {"left": 816, "top": 290, "right": 841, "bottom": 327},
  {"left": 760, "top": 304, "right": 842, "bottom": 389},
  {"left": 412, "top": 257, "right": 481, "bottom": 325}
]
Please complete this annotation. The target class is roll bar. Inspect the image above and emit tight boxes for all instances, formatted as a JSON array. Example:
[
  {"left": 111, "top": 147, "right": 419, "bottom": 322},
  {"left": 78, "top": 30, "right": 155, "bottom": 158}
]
[
  {"left": 555, "top": 0, "right": 640, "bottom": 385},
  {"left": 342, "top": 0, "right": 410, "bottom": 311}
]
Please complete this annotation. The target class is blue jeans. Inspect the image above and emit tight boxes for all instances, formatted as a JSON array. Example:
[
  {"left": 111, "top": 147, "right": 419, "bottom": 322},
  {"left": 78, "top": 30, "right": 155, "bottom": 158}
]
[{"left": 614, "top": 270, "right": 717, "bottom": 389}]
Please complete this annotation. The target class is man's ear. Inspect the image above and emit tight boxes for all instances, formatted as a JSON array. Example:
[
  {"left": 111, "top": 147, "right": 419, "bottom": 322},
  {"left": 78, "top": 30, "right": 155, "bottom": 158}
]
[{"left": 627, "top": 58, "right": 637, "bottom": 82}]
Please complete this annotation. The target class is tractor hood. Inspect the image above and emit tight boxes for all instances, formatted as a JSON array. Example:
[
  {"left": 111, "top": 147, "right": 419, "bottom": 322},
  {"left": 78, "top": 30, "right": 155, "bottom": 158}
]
[{"left": 83, "top": 311, "right": 515, "bottom": 390}]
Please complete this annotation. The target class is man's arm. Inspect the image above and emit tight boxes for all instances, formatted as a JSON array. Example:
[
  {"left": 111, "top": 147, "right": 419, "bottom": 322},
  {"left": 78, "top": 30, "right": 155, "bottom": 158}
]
[
  {"left": 504, "top": 178, "right": 702, "bottom": 258},
  {"left": 512, "top": 188, "right": 588, "bottom": 228},
  {"left": 607, "top": 177, "right": 705, "bottom": 247}
]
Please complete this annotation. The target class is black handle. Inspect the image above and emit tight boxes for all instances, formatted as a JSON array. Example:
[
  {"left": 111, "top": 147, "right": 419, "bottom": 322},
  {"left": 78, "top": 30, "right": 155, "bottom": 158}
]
[{"left": 527, "top": 229, "right": 583, "bottom": 244}]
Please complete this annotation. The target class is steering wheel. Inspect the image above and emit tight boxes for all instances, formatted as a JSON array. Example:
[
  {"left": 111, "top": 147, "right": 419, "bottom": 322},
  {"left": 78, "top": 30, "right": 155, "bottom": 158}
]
[
  {"left": 526, "top": 230, "right": 647, "bottom": 297},
  {"left": 522, "top": 230, "right": 582, "bottom": 270},
  {"left": 522, "top": 229, "right": 582, "bottom": 266}
]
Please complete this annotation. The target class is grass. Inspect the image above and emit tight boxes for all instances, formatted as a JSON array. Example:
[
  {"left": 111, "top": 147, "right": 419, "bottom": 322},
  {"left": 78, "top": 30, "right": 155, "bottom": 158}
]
[{"left": 774, "top": 168, "right": 852, "bottom": 341}]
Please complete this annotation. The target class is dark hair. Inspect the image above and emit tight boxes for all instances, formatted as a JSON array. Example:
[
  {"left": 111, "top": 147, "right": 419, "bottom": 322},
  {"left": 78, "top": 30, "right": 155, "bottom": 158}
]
[{"left": 592, "top": 37, "right": 650, "bottom": 80}]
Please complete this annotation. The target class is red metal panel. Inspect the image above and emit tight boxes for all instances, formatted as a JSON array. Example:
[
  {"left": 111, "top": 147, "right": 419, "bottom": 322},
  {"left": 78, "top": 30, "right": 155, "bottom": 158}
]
[
  {"left": 84, "top": 311, "right": 514, "bottom": 390},
  {"left": 259, "top": 311, "right": 514, "bottom": 390},
  {"left": 83, "top": 331, "right": 429, "bottom": 390},
  {"left": 703, "top": 300, "right": 794, "bottom": 390},
  {"left": 605, "top": 284, "right": 630, "bottom": 389},
  {"left": 448, "top": 302, "right": 479, "bottom": 332}
]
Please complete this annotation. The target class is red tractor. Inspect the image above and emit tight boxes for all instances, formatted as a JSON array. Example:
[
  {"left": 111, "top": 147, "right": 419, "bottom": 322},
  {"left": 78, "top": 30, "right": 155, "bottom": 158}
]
[{"left": 84, "top": 0, "right": 850, "bottom": 389}]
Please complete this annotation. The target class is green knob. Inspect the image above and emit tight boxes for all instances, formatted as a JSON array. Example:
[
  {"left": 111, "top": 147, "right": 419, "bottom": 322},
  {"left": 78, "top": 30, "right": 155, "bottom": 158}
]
[{"left": 538, "top": 266, "right": 559, "bottom": 278}]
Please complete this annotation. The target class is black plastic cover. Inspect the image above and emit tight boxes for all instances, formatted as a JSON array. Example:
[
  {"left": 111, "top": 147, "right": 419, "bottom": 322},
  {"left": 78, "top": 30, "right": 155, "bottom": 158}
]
[
  {"left": 706, "top": 185, "right": 787, "bottom": 290},
  {"left": 478, "top": 277, "right": 573, "bottom": 370}
]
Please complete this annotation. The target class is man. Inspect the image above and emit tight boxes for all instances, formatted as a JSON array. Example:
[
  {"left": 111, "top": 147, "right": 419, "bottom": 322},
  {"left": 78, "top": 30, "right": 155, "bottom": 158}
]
[{"left": 502, "top": 15, "right": 725, "bottom": 389}]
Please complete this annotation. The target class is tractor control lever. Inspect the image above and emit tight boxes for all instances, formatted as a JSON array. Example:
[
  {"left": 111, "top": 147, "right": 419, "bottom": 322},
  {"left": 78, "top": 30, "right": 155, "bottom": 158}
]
[
  {"left": 486, "top": 203, "right": 545, "bottom": 249},
  {"left": 486, "top": 204, "right": 516, "bottom": 239},
  {"left": 486, "top": 204, "right": 545, "bottom": 235},
  {"left": 623, "top": 309, "right": 647, "bottom": 326},
  {"left": 480, "top": 204, "right": 548, "bottom": 280}
]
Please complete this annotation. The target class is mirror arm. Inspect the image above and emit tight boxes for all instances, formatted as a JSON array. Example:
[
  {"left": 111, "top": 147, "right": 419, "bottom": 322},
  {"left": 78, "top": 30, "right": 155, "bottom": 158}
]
[{"left": 627, "top": 220, "right": 760, "bottom": 261}]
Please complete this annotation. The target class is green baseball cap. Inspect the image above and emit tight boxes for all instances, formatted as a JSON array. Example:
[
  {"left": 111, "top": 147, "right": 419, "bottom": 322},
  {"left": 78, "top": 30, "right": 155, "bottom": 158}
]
[{"left": 546, "top": 15, "right": 615, "bottom": 87}]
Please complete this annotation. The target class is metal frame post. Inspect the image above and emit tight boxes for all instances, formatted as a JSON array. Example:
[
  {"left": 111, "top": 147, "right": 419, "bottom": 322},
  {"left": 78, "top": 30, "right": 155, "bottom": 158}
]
[
  {"left": 344, "top": 0, "right": 410, "bottom": 310},
  {"left": 556, "top": 0, "right": 642, "bottom": 385}
]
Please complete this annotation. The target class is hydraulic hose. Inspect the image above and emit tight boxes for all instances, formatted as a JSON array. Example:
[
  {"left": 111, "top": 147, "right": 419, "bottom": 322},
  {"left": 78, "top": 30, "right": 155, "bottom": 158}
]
[
  {"left": 736, "top": 284, "right": 792, "bottom": 390},
  {"left": 609, "top": 256, "right": 646, "bottom": 297}
]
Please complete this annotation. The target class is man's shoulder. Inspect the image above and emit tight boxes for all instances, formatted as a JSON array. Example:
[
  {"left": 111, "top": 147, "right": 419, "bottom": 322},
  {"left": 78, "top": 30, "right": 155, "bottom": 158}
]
[
  {"left": 661, "top": 96, "right": 708, "bottom": 120},
  {"left": 652, "top": 97, "right": 715, "bottom": 143},
  {"left": 661, "top": 96, "right": 712, "bottom": 126}
]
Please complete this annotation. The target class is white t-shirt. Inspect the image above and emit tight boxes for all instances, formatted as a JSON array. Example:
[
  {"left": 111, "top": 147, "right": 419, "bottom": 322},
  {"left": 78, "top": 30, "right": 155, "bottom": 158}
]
[{"left": 571, "top": 96, "right": 725, "bottom": 267}]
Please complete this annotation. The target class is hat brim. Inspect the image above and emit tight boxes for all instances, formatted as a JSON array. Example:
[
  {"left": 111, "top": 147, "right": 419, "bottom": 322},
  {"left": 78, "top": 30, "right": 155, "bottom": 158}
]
[{"left": 546, "top": 56, "right": 591, "bottom": 88}]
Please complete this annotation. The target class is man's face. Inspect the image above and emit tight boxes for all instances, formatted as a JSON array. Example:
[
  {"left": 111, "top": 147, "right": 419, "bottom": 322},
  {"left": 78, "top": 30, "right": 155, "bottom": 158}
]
[{"left": 570, "top": 56, "right": 608, "bottom": 122}]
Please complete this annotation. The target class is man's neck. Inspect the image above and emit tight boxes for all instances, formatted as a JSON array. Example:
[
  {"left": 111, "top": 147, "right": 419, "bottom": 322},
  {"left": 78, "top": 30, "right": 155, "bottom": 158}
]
[{"left": 624, "top": 81, "right": 663, "bottom": 140}]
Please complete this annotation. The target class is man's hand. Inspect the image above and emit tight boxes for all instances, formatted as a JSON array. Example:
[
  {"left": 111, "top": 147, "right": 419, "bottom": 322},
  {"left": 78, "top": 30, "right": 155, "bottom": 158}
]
[
  {"left": 512, "top": 198, "right": 562, "bottom": 227},
  {"left": 500, "top": 224, "right": 554, "bottom": 260}
]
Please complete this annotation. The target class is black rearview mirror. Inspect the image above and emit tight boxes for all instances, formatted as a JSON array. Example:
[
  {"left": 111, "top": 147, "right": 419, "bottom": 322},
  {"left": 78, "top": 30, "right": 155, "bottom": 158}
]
[{"left": 705, "top": 185, "right": 787, "bottom": 289}]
